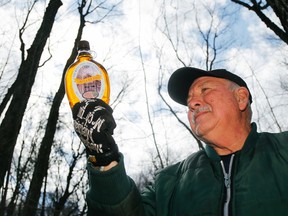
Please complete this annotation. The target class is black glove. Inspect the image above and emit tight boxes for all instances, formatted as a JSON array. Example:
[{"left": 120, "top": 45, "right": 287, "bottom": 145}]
[{"left": 72, "top": 99, "right": 119, "bottom": 166}]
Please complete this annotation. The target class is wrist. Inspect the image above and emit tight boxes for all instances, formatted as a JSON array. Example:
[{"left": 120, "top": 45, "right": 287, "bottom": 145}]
[
  {"left": 93, "top": 161, "right": 118, "bottom": 171},
  {"left": 87, "top": 144, "right": 120, "bottom": 167}
]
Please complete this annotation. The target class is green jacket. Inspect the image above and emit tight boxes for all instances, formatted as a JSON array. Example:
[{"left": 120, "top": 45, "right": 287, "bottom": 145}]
[{"left": 86, "top": 123, "right": 288, "bottom": 215}]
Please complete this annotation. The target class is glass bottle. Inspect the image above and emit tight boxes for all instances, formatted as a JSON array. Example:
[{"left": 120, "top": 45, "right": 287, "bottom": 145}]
[{"left": 65, "top": 40, "right": 110, "bottom": 108}]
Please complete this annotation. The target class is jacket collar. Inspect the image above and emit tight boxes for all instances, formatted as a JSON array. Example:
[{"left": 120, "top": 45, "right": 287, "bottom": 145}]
[{"left": 204, "top": 123, "right": 259, "bottom": 161}]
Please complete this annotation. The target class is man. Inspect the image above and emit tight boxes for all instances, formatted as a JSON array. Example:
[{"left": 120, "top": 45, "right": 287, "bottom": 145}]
[{"left": 73, "top": 67, "right": 288, "bottom": 216}]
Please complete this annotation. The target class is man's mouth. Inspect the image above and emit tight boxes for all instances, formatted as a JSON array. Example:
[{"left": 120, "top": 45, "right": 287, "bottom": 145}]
[{"left": 192, "top": 106, "right": 211, "bottom": 123}]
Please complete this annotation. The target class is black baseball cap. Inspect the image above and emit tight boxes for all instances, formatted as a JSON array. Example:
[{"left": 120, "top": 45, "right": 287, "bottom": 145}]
[{"left": 168, "top": 67, "right": 252, "bottom": 106}]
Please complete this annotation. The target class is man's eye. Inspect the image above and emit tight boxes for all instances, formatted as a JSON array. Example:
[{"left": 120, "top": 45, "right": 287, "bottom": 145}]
[{"left": 201, "top": 88, "right": 210, "bottom": 93}]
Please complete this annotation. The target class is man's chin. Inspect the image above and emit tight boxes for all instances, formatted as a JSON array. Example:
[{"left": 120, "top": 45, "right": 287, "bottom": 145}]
[{"left": 192, "top": 127, "right": 204, "bottom": 140}]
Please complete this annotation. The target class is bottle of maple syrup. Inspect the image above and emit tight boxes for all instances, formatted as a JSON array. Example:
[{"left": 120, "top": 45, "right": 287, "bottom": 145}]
[{"left": 65, "top": 40, "right": 110, "bottom": 108}]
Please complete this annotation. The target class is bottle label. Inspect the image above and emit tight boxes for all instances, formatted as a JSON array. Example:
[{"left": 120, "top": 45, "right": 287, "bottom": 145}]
[{"left": 72, "top": 61, "right": 104, "bottom": 101}]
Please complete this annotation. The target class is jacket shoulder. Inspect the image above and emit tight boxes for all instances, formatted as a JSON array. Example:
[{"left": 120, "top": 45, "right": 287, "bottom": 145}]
[
  {"left": 258, "top": 130, "right": 288, "bottom": 150},
  {"left": 156, "top": 149, "right": 207, "bottom": 178}
]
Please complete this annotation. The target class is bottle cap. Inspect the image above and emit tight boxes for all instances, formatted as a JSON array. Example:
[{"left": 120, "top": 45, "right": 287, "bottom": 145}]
[{"left": 78, "top": 40, "right": 90, "bottom": 51}]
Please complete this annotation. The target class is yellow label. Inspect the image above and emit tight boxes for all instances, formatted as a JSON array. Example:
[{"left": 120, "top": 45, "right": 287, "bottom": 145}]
[{"left": 74, "top": 74, "right": 102, "bottom": 84}]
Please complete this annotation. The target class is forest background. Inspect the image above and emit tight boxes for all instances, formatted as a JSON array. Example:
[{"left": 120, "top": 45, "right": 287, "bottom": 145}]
[{"left": 0, "top": 0, "right": 287, "bottom": 215}]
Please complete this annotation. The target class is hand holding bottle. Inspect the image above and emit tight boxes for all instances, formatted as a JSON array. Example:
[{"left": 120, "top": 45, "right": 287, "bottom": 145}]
[
  {"left": 65, "top": 40, "right": 116, "bottom": 167},
  {"left": 72, "top": 99, "right": 119, "bottom": 167}
]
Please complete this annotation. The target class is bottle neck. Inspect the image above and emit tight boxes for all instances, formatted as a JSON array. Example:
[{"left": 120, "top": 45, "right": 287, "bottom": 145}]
[{"left": 77, "top": 49, "right": 92, "bottom": 60}]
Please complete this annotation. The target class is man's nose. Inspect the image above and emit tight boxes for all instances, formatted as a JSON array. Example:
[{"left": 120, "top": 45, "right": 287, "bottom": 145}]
[{"left": 187, "top": 96, "right": 203, "bottom": 111}]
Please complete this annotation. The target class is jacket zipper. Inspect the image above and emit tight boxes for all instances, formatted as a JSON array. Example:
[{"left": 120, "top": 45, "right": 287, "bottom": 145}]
[{"left": 220, "top": 154, "right": 235, "bottom": 216}]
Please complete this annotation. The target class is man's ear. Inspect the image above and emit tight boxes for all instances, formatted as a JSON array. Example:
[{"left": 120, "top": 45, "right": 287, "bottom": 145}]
[{"left": 235, "top": 87, "right": 250, "bottom": 111}]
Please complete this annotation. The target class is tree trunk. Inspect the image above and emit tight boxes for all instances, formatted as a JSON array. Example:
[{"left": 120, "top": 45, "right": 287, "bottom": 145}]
[
  {"left": 22, "top": 2, "right": 87, "bottom": 215},
  {"left": 0, "top": 0, "right": 63, "bottom": 188},
  {"left": 231, "top": 0, "right": 288, "bottom": 45},
  {"left": 266, "top": 0, "right": 288, "bottom": 33}
]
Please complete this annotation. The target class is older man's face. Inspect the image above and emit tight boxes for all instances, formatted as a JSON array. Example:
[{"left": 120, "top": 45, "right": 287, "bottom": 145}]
[{"left": 187, "top": 76, "right": 241, "bottom": 142}]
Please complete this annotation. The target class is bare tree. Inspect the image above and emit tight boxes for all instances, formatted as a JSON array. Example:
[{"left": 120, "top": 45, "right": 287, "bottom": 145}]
[
  {"left": 154, "top": 1, "right": 238, "bottom": 150},
  {"left": 0, "top": 113, "right": 48, "bottom": 215},
  {"left": 0, "top": 0, "right": 63, "bottom": 189},
  {"left": 22, "top": 0, "right": 122, "bottom": 215},
  {"left": 52, "top": 145, "right": 86, "bottom": 216},
  {"left": 138, "top": 45, "right": 165, "bottom": 170},
  {"left": 231, "top": 0, "right": 288, "bottom": 45}
]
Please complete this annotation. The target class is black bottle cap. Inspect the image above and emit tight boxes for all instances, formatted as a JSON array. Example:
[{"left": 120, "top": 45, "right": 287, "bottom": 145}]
[{"left": 78, "top": 40, "right": 90, "bottom": 50}]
